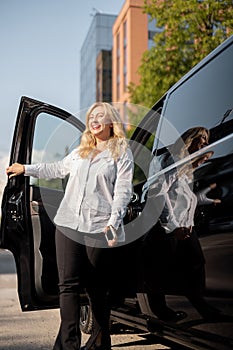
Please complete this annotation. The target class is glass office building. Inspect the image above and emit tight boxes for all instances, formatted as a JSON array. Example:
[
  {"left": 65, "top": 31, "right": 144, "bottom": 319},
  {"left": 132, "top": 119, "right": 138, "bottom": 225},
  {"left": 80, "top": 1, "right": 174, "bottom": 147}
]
[{"left": 80, "top": 13, "right": 117, "bottom": 113}]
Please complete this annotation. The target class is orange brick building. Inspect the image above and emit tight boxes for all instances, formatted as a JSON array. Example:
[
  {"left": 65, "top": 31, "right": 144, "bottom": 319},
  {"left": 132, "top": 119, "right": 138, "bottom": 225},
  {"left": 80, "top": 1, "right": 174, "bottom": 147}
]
[{"left": 112, "top": 0, "right": 148, "bottom": 105}]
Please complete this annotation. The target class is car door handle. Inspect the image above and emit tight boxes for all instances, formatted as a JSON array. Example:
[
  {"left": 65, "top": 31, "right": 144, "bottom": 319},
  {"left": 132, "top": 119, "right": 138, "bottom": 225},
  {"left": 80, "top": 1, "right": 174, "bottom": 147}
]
[
  {"left": 8, "top": 191, "right": 23, "bottom": 222},
  {"left": 6, "top": 191, "right": 24, "bottom": 230}
]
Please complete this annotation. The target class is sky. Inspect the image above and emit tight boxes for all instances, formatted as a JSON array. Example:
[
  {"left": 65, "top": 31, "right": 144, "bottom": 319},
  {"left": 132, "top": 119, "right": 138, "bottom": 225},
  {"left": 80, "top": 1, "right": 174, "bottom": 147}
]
[{"left": 0, "top": 0, "right": 125, "bottom": 192}]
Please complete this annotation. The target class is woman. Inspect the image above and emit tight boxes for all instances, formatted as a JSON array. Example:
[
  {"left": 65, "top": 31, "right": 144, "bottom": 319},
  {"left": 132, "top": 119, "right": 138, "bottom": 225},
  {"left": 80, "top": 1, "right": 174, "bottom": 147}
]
[
  {"left": 157, "top": 127, "right": 210, "bottom": 239},
  {"left": 144, "top": 127, "right": 223, "bottom": 321},
  {"left": 6, "top": 102, "right": 134, "bottom": 350}
]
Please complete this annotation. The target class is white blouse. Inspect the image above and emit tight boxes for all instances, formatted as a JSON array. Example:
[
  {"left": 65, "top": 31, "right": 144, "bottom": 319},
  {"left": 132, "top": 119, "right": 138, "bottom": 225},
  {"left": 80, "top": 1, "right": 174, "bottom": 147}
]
[
  {"left": 24, "top": 148, "right": 134, "bottom": 241},
  {"left": 159, "top": 173, "right": 197, "bottom": 233},
  {"left": 148, "top": 154, "right": 197, "bottom": 234}
]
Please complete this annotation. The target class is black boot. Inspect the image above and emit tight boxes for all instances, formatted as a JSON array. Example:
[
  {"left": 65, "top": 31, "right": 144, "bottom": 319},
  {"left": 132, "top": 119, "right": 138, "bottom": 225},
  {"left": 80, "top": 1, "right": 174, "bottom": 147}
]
[
  {"left": 81, "top": 330, "right": 111, "bottom": 350},
  {"left": 147, "top": 291, "right": 187, "bottom": 322}
]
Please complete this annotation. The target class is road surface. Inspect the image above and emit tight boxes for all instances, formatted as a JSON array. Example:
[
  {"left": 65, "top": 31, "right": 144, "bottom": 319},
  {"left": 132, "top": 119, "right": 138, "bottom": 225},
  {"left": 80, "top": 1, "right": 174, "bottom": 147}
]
[{"left": 0, "top": 249, "right": 172, "bottom": 350}]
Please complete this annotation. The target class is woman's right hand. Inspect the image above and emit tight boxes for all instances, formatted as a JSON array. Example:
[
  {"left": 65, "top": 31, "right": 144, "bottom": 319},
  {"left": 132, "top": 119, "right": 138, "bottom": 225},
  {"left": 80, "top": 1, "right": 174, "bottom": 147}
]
[
  {"left": 173, "top": 227, "right": 190, "bottom": 240},
  {"left": 103, "top": 226, "right": 118, "bottom": 247},
  {"left": 6, "top": 163, "right": 25, "bottom": 178}
]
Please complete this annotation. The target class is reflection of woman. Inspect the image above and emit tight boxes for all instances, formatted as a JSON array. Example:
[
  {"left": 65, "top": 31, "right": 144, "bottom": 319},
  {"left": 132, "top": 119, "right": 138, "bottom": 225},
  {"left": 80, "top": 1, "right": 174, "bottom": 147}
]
[
  {"left": 197, "top": 183, "right": 221, "bottom": 205},
  {"left": 6, "top": 102, "right": 134, "bottom": 350},
  {"left": 145, "top": 127, "right": 223, "bottom": 321},
  {"left": 160, "top": 150, "right": 214, "bottom": 239}
]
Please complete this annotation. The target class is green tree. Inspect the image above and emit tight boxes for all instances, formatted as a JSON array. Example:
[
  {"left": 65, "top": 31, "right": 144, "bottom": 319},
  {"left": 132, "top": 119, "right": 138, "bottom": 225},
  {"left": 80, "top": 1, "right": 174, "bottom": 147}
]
[{"left": 129, "top": 0, "right": 233, "bottom": 108}]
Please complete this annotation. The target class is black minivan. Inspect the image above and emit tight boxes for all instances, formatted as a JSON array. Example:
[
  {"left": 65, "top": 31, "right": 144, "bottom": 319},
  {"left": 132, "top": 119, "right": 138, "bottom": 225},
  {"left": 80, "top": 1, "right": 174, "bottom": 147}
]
[{"left": 1, "top": 35, "right": 233, "bottom": 350}]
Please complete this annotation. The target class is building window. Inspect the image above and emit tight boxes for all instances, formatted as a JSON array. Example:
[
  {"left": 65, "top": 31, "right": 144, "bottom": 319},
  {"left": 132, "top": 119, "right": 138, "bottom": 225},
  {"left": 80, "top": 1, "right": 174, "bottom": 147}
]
[
  {"left": 123, "top": 20, "right": 128, "bottom": 92},
  {"left": 148, "top": 30, "right": 157, "bottom": 40},
  {"left": 117, "top": 75, "right": 120, "bottom": 101},
  {"left": 123, "top": 20, "right": 127, "bottom": 48},
  {"left": 96, "top": 68, "right": 101, "bottom": 101},
  {"left": 116, "top": 33, "right": 120, "bottom": 100}
]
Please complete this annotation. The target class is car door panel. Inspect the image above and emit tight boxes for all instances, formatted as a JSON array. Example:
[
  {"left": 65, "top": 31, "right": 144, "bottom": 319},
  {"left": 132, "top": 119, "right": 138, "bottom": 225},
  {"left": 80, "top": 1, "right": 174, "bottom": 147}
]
[
  {"left": 128, "top": 35, "right": 233, "bottom": 349},
  {"left": 0, "top": 96, "right": 85, "bottom": 310}
]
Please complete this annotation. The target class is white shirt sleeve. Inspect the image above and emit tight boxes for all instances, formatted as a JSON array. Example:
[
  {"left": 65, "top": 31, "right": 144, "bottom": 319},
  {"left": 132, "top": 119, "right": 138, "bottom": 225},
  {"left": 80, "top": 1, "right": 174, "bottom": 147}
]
[
  {"left": 107, "top": 148, "right": 134, "bottom": 230},
  {"left": 24, "top": 151, "right": 74, "bottom": 179},
  {"left": 196, "top": 186, "right": 214, "bottom": 205}
]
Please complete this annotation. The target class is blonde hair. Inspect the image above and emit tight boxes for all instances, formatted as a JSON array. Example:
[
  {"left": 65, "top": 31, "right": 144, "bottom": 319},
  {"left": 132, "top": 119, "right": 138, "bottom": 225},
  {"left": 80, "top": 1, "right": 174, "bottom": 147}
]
[
  {"left": 170, "top": 126, "right": 210, "bottom": 178},
  {"left": 78, "top": 102, "right": 128, "bottom": 160},
  {"left": 171, "top": 126, "right": 210, "bottom": 160}
]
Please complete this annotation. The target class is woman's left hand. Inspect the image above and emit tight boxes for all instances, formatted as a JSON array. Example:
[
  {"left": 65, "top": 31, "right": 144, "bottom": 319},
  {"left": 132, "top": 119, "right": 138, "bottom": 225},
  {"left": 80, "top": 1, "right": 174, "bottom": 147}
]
[{"left": 103, "top": 226, "right": 118, "bottom": 247}]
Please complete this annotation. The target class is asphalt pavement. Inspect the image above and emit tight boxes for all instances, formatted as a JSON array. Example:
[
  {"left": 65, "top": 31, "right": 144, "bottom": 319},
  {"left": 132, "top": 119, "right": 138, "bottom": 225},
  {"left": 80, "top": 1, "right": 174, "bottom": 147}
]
[{"left": 0, "top": 249, "right": 172, "bottom": 350}]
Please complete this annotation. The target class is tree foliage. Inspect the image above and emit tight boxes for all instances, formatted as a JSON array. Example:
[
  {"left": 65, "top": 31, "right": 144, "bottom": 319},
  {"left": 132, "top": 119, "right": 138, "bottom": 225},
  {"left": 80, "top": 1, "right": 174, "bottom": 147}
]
[{"left": 129, "top": 0, "right": 233, "bottom": 108}]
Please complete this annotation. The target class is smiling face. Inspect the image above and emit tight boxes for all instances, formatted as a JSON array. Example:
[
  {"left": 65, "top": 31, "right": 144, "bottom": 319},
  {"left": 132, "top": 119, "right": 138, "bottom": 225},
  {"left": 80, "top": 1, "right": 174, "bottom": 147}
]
[
  {"left": 88, "top": 105, "right": 112, "bottom": 143},
  {"left": 188, "top": 130, "right": 209, "bottom": 154}
]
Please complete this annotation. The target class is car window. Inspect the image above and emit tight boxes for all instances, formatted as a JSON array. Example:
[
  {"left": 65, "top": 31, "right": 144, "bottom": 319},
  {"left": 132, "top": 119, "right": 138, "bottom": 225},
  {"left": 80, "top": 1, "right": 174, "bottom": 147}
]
[
  {"left": 157, "top": 42, "right": 233, "bottom": 151},
  {"left": 146, "top": 40, "right": 233, "bottom": 237},
  {"left": 31, "top": 112, "right": 82, "bottom": 190},
  {"left": 133, "top": 132, "right": 155, "bottom": 184},
  {"left": 130, "top": 105, "right": 163, "bottom": 185}
]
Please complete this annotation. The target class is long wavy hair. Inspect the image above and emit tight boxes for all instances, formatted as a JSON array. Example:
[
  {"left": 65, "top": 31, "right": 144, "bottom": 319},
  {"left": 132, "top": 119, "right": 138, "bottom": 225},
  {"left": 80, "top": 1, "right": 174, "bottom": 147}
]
[
  {"left": 171, "top": 126, "right": 210, "bottom": 160},
  {"left": 78, "top": 102, "right": 128, "bottom": 160},
  {"left": 170, "top": 126, "right": 210, "bottom": 178}
]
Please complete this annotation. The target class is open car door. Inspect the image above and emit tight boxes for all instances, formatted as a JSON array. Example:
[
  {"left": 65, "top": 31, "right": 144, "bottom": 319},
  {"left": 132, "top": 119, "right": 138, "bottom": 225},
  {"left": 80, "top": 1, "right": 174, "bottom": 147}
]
[{"left": 0, "top": 96, "right": 85, "bottom": 311}]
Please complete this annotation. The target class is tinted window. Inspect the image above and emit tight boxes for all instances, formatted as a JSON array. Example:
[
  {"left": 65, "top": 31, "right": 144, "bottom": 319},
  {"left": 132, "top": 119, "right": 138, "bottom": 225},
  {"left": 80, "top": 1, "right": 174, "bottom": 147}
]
[
  {"left": 158, "top": 41, "right": 233, "bottom": 148},
  {"left": 131, "top": 106, "right": 162, "bottom": 184},
  {"left": 150, "top": 39, "right": 233, "bottom": 236},
  {"left": 31, "top": 112, "right": 82, "bottom": 190}
]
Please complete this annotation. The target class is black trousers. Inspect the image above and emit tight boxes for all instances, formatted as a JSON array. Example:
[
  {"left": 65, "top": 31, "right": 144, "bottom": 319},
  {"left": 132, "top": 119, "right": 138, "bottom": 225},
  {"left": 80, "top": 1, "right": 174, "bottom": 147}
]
[
  {"left": 142, "top": 222, "right": 214, "bottom": 319},
  {"left": 53, "top": 227, "right": 112, "bottom": 350}
]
